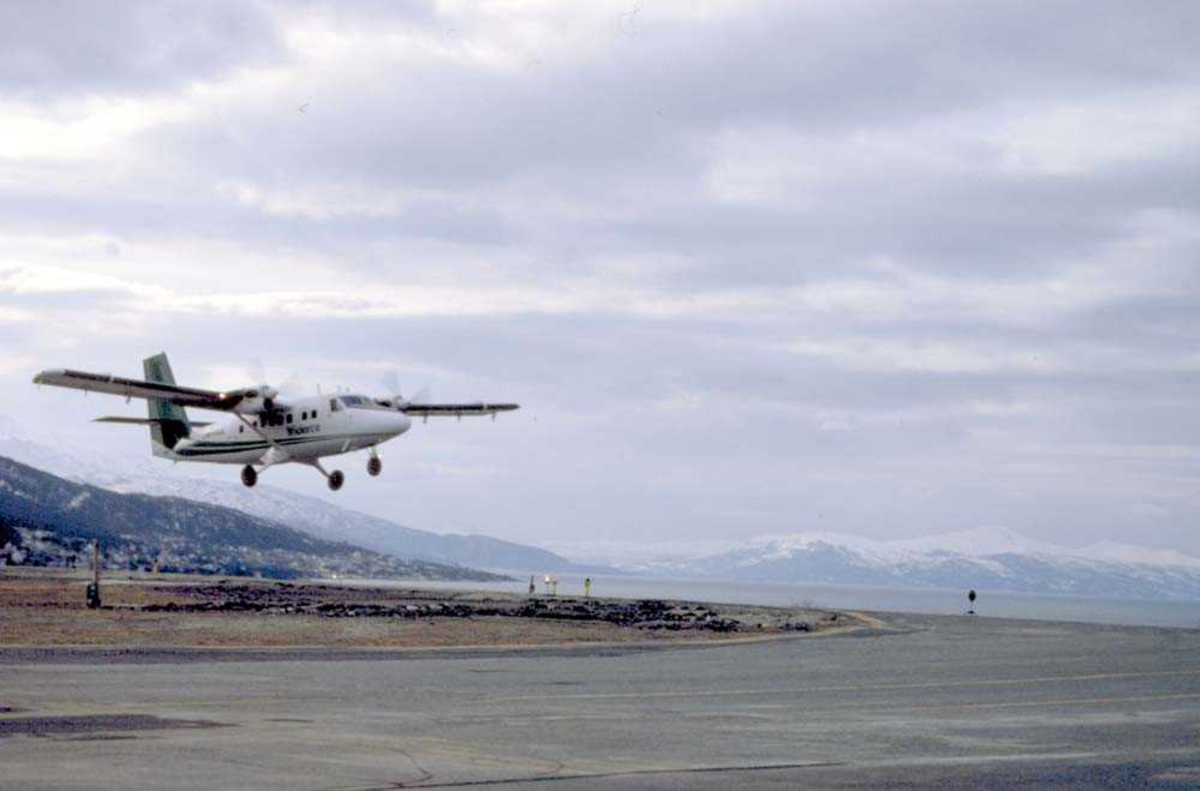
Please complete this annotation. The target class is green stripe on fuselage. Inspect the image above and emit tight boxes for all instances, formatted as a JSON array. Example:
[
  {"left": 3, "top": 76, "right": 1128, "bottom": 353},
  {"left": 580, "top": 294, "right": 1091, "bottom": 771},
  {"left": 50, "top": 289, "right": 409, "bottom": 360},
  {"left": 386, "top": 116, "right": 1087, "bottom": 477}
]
[{"left": 176, "top": 432, "right": 378, "bottom": 457}]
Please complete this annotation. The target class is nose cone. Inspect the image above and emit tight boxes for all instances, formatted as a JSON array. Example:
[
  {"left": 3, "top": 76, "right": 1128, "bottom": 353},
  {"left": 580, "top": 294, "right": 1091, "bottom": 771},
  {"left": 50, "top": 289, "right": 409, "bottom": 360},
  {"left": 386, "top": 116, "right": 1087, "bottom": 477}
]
[{"left": 390, "top": 411, "right": 412, "bottom": 437}]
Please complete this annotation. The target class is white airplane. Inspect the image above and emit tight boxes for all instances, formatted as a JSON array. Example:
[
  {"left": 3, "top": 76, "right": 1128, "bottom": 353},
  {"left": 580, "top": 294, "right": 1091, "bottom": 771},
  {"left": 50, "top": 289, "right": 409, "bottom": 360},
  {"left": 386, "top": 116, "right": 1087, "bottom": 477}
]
[{"left": 33, "top": 353, "right": 519, "bottom": 491}]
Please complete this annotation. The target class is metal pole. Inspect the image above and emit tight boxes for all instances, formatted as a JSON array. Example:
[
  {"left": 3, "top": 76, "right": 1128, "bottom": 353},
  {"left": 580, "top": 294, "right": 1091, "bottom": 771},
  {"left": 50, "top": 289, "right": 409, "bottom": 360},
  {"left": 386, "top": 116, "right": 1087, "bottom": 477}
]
[{"left": 86, "top": 539, "right": 102, "bottom": 609}]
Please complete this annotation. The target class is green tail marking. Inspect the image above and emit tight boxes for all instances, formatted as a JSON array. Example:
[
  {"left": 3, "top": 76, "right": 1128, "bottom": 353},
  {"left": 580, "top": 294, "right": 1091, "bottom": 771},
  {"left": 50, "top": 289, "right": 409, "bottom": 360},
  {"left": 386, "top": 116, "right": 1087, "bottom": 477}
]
[{"left": 144, "top": 352, "right": 191, "bottom": 450}]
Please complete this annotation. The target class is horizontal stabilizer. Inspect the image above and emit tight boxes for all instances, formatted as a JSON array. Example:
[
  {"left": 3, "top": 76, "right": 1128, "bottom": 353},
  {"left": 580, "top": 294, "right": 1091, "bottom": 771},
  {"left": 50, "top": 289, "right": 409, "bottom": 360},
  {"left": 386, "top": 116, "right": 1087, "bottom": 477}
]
[{"left": 95, "top": 416, "right": 212, "bottom": 427}]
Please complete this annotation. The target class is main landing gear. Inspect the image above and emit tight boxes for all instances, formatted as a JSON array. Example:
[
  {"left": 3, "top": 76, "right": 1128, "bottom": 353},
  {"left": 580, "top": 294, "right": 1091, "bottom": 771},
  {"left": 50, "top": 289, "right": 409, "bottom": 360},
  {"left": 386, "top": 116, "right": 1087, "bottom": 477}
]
[
  {"left": 367, "top": 454, "right": 382, "bottom": 477},
  {"left": 310, "top": 459, "right": 345, "bottom": 491},
  {"left": 244, "top": 460, "right": 350, "bottom": 492}
]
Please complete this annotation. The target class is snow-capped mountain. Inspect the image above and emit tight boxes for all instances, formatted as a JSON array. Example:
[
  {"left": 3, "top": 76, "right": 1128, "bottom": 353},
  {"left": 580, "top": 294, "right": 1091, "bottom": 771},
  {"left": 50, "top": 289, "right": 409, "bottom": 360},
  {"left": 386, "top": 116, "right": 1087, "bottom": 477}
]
[
  {"left": 0, "top": 416, "right": 587, "bottom": 573},
  {"left": 632, "top": 527, "right": 1200, "bottom": 601}
]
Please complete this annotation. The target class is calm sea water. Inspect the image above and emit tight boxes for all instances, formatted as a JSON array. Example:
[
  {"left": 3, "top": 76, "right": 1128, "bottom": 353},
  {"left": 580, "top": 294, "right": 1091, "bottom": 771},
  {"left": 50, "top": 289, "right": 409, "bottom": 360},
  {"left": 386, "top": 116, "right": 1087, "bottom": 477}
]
[{"left": 350, "top": 573, "right": 1200, "bottom": 630}]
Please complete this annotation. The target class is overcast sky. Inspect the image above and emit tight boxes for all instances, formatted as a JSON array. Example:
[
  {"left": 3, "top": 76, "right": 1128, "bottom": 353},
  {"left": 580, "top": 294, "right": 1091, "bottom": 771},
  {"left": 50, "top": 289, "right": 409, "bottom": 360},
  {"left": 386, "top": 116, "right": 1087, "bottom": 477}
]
[{"left": 2, "top": 1, "right": 1199, "bottom": 559}]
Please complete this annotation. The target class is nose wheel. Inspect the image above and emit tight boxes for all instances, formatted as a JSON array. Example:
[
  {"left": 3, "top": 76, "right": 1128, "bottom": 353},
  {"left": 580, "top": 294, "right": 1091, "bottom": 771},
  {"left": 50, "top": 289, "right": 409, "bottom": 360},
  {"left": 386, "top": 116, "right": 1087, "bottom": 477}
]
[
  {"left": 241, "top": 465, "right": 258, "bottom": 488},
  {"left": 367, "top": 455, "right": 382, "bottom": 477}
]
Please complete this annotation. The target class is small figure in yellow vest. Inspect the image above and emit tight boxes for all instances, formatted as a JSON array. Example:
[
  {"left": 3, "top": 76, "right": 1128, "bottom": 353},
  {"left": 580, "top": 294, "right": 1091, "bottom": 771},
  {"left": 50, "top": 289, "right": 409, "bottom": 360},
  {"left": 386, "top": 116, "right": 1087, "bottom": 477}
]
[{"left": 584, "top": 577, "right": 593, "bottom": 598}]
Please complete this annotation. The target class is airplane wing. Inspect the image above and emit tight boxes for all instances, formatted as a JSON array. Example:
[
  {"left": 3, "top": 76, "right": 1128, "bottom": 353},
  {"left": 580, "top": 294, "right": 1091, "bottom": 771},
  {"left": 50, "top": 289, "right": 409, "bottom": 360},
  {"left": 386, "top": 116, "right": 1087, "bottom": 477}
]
[
  {"left": 401, "top": 403, "right": 520, "bottom": 418},
  {"left": 94, "top": 416, "right": 213, "bottom": 427},
  {"left": 32, "top": 369, "right": 261, "bottom": 413}
]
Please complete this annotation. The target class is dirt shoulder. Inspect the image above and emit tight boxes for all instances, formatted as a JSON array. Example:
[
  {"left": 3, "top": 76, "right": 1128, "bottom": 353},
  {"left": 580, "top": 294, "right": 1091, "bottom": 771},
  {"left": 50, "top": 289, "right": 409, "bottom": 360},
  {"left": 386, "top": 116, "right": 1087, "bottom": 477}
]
[{"left": 0, "top": 568, "right": 871, "bottom": 651}]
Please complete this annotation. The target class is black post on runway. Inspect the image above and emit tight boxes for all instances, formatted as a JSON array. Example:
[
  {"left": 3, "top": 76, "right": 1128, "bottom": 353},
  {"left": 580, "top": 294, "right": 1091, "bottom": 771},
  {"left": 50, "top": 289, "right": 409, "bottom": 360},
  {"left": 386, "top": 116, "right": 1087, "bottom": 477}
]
[{"left": 85, "top": 539, "right": 102, "bottom": 609}]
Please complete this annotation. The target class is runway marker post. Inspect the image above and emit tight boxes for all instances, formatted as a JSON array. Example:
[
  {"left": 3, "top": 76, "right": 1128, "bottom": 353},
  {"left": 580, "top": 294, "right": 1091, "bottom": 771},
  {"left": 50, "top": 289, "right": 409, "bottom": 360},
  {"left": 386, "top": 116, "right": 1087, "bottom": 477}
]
[{"left": 86, "top": 539, "right": 102, "bottom": 609}]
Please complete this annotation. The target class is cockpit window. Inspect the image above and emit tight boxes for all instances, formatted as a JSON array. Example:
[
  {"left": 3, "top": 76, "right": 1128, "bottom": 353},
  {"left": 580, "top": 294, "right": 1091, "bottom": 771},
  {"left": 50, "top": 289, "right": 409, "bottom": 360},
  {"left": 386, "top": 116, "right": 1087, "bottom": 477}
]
[{"left": 340, "top": 394, "right": 378, "bottom": 409}]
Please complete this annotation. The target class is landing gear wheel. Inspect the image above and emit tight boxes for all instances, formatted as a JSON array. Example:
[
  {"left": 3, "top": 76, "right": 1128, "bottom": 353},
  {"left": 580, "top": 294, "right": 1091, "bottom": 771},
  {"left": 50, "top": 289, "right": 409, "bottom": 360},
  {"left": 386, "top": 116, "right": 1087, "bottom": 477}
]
[
  {"left": 241, "top": 465, "right": 257, "bottom": 488},
  {"left": 367, "top": 456, "right": 382, "bottom": 477},
  {"left": 328, "top": 470, "right": 345, "bottom": 491}
]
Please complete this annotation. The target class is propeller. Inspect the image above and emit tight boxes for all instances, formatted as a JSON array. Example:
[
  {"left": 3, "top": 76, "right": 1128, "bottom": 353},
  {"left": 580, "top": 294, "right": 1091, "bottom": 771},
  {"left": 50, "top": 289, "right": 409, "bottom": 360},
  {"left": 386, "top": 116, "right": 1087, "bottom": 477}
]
[
  {"left": 244, "top": 359, "right": 311, "bottom": 411},
  {"left": 409, "top": 384, "right": 431, "bottom": 406},
  {"left": 381, "top": 370, "right": 401, "bottom": 398},
  {"left": 378, "top": 370, "right": 431, "bottom": 410}
]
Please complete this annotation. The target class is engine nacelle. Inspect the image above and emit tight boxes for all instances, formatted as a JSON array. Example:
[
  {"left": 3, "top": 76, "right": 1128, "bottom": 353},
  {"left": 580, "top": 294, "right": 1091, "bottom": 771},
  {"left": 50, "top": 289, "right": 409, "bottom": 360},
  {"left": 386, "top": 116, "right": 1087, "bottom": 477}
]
[{"left": 224, "top": 386, "right": 282, "bottom": 415}]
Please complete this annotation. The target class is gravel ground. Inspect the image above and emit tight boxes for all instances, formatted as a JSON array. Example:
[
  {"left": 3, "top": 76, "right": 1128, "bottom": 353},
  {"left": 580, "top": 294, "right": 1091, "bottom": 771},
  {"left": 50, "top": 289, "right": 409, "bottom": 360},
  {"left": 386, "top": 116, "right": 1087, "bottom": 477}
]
[{"left": 0, "top": 569, "right": 861, "bottom": 649}]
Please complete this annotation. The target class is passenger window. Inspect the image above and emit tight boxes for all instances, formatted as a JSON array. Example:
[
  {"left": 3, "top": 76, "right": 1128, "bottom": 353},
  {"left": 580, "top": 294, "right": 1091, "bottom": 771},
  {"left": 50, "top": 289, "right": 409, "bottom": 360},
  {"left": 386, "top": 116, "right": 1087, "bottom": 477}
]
[
  {"left": 239, "top": 425, "right": 244, "bottom": 433},
  {"left": 286, "top": 413, "right": 293, "bottom": 424}
]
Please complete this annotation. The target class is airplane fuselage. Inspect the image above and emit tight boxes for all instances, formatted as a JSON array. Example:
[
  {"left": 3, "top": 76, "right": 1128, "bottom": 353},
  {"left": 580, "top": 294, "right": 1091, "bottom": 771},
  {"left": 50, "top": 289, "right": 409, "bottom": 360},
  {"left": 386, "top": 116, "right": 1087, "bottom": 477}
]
[{"left": 166, "top": 395, "right": 412, "bottom": 465}]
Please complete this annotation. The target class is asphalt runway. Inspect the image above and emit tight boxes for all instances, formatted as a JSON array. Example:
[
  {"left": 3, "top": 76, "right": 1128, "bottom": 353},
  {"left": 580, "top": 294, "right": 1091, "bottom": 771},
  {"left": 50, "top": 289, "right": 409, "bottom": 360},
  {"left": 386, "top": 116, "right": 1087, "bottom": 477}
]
[{"left": 2, "top": 613, "right": 1199, "bottom": 789}]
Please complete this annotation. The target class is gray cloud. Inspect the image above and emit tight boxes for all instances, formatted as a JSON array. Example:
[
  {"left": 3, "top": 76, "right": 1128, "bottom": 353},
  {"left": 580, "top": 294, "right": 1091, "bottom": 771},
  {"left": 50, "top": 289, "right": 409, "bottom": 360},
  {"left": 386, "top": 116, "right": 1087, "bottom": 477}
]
[
  {"left": 0, "top": 1, "right": 284, "bottom": 96},
  {"left": 2, "top": 2, "right": 1199, "bottom": 556}
]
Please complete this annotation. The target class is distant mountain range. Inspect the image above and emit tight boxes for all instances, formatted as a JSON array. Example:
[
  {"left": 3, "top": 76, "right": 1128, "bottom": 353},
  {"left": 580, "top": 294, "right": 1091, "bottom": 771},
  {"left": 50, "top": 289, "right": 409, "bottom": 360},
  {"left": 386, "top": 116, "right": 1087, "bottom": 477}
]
[
  {"left": 0, "top": 456, "right": 503, "bottom": 581},
  {"left": 0, "top": 417, "right": 597, "bottom": 574},
  {"left": 628, "top": 528, "right": 1200, "bottom": 601},
  {"left": 5, "top": 418, "right": 1199, "bottom": 602}
]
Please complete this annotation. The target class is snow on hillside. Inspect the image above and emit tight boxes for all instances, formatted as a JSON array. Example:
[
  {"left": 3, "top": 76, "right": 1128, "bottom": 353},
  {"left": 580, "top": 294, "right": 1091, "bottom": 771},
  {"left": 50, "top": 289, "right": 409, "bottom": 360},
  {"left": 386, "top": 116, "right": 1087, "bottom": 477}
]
[
  {"left": 1076, "top": 540, "right": 1200, "bottom": 571},
  {"left": 656, "top": 526, "right": 1200, "bottom": 571},
  {"left": 629, "top": 527, "right": 1200, "bottom": 601},
  {"left": 888, "top": 526, "right": 1063, "bottom": 558}
]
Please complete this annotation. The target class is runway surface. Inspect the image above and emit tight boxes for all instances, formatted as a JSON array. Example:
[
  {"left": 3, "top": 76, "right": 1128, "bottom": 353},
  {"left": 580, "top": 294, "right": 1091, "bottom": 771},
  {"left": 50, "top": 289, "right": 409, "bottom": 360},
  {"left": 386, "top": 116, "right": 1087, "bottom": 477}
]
[{"left": 2, "top": 613, "right": 1199, "bottom": 789}]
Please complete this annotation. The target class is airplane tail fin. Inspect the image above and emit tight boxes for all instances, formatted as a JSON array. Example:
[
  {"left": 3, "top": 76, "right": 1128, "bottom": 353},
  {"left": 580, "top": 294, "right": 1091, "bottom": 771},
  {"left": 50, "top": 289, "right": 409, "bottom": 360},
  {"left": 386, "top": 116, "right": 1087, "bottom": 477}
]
[{"left": 143, "top": 353, "right": 191, "bottom": 455}]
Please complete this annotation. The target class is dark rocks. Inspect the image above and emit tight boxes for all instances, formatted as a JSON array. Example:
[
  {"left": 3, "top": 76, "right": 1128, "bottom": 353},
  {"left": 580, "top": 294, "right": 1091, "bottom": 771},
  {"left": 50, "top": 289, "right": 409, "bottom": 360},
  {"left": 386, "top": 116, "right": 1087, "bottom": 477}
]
[
  {"left": 509, "top": 597, "right": 740, "bottom": 632},
  {"left": 137, "top": 584, "right": 757, "bottom": 633}
]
